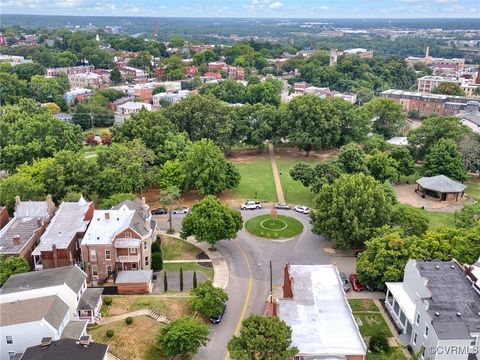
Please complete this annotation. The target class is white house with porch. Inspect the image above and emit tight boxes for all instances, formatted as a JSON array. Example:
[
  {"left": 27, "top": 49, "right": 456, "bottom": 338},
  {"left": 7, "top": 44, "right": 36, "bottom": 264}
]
[{"left": 385, "top": 260, "right": 480, "bottom": 360}]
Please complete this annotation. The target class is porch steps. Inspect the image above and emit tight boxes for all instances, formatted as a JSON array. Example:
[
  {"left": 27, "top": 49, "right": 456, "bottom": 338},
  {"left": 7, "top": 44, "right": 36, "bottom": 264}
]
[{"left": 148, "top": 310, "right": 172, "bottom": 324}]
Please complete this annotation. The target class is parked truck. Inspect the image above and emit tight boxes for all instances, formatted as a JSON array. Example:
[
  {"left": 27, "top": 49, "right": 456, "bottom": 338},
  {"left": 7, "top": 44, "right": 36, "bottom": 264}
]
[{"left": 240, "top": 201, "right": 262, "bottom": 210}]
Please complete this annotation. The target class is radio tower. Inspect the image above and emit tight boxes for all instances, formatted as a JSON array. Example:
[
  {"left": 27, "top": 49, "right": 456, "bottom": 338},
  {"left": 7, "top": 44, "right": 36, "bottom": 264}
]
[{"left": 152, "top": 20, "right": 158, "bottom": 40}]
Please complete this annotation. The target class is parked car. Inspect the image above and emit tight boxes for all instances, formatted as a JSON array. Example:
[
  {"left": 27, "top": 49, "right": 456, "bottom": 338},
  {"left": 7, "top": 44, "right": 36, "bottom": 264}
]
[
  {"left": 172, "top": 207, "right": 189, "bottom": 214},
  {"left": 275, "top": 203, "right": 290, "bottom": 210},
  {"left": 349, "top": 273, "right": 363, "bottom": 292},
  {"left": 339, "top": 272, "right": 350, "bottom": 292},
  {"left": 293, "top": 205, "right": 310, "bottom": 214},
  {"left": 210, "top": 304, "right": 226, "bottom": 324},
  {"left": 151, "top": 207, "right": 168, "bottom": 215},
  {"left": 241, "top": 201, "right": 262, "bottom": 210},
  {"left": 364, "top": 284, "right": 376, "bottom": 292}
]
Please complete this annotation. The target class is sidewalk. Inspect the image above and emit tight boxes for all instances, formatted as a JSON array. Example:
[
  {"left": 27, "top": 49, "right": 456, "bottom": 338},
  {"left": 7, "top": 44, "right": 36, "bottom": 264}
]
[
  {"left": 268, "top": 143, "right": 285, "bottom": 203},
  {"left": 163, "top": 259, "right": 212, "bottom": 263},
  {"left": 157, "top": 231, "right": 230, "bottom": 290}
]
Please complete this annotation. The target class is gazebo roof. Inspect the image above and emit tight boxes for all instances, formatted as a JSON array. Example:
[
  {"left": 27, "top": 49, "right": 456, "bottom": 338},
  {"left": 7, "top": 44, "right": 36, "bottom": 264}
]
[{"left": 416, "top": 175, "right": 466, "bottom": 193}]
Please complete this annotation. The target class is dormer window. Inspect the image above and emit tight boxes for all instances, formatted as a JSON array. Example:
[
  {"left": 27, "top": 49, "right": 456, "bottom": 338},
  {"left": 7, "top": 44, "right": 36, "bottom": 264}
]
[{"left": 125, "top": 231, "right": 132, "bottom": 238}]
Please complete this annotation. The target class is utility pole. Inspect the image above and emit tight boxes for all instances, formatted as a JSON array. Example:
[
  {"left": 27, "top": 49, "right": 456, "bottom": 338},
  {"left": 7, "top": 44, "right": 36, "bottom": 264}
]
[{"left": 269, "top": 260, "right": 273, "bottom": 304}]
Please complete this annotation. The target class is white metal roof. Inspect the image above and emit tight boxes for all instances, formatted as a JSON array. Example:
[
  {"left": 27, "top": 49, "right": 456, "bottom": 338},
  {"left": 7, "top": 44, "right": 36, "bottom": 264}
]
[
  {"left": 277, "top": 265, "right": 366, "bottom": 357},
  {"left": 81, "top": 208, "right": 135, "bottom": 245},
  {"left": 116, "top": 270, "right": 152, "bottom": 284},
  {"left": 385, "top": 282, "right": 416, "bottom": 324}
]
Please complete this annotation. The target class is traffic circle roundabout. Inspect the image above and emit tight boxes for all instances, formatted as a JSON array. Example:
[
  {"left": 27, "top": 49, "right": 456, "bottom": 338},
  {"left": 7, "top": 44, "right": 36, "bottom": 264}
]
[{"left": 244, "top": 214, "right": 304, "bottom": 239}]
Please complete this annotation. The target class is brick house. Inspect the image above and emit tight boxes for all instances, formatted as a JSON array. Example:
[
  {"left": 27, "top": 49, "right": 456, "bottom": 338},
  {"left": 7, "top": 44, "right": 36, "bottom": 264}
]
[
  {"left": 80, "top": 198, "right": 155, "bottom": 288},
  {"left": 32, "top": 198, "right": 94, "bottom": 271},
  {"left": 0, "top": 196, "right": 55, "bottom": 268},
  {"left": 0, "top": 207, "right": 9, "bottom": 230}
]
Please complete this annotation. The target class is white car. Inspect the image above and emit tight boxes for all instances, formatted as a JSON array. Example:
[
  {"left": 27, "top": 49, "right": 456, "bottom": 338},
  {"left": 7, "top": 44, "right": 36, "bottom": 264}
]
[
  {"left": 172, "top": 207, "right": 189, "bottom": 214},
  {"left": 240, "top": 201, "right": 262, "bottom": 210},
  {"left": 294, "top": 206, "right": 310, "bottom": 214}
]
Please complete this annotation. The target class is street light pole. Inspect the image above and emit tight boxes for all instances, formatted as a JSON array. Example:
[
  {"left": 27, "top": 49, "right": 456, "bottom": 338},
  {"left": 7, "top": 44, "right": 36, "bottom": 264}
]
[{"left": 269, "top": 260, "right": 273, "bottom": 304}]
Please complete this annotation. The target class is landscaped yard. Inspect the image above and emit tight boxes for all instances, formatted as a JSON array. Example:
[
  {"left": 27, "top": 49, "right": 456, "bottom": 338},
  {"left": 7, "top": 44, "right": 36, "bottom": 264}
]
[
  {"left": 163, "top": 262, "right": 214, "bottom": 281},
  {"left": 424, "top": 211, "right": 456, "bottom": 229},
  {"left": 89, "top": 316, "right": 166, "bottom": 360},
  {"left": 348, "top": 299, "right": 406, "bottom": 360},
  {"left": 243, "top": 214, "right": 304, "bottom": 239},
  {"left": 230, "top": 157, "right": 277, "bottom": 203},
  {"left": 161, "top": 235, "right": 202, "bottom": 261}
]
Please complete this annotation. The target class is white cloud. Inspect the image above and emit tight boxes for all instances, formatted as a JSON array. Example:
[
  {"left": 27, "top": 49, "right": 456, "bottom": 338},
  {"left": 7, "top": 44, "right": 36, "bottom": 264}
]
[
  {"left": 269, "top": 1, "right": 283, "bottom": 9},
  {"left": 435, "top": 0, "right": 459, "bottom": 3}
]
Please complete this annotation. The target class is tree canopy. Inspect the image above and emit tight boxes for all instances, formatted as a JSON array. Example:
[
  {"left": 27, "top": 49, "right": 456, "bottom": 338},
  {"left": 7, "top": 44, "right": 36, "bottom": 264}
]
[
  {"left": 0, "top": 257, "right": 30, "bottom": 285},
  {"left": 190, "top": 281, "right": 228, "bottom": 318},
  {"left": 422, "top": 138, "right": 467, "bottom": 181},
  {"left": 364, "top": 97, "right": 406, "bottom": 139}
]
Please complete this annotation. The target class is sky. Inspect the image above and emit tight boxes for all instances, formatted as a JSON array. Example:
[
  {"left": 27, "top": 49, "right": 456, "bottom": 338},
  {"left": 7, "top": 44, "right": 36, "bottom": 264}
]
[{"left": 2, "top": 0, "right": 479, "bottom": 18}]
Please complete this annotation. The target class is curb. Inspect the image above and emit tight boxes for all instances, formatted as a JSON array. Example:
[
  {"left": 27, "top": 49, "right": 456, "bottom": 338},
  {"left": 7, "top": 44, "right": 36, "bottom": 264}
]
[{"left": 157, "top": 231, "right": 230, "bottom": 290}]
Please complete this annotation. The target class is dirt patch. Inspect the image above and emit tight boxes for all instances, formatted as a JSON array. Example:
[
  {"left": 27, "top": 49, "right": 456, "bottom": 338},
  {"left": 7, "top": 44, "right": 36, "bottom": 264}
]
[
  {"left": 395, "top": 184, "right": 467, "bottom": 211},
  {"left": 274, "top": 147, "right": 338, "bottom": 160},
  {"left": 106, "top": 296, "right": 191, "bottom": 319}
]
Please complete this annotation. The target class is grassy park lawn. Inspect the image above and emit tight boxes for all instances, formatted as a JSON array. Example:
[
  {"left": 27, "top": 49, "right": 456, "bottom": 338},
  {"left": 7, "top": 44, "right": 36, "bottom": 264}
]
[
  {"left": 161, "top": 235, "right": 202, "bottom": 261},
  {"left": 89, "top": 316, "right": 166, "bottom": 360},
  {"left": 106, "top": 295, "right": 192, "bottom": 318},
  {"left": 424, "top": 211, "right": 456, "bottom": 229},
  {"left": 230, "top": 158, "right": 277, "bottom": 203},
  {"left": 244, "top": 214, "right": 304, "bottom": 239},
  {"left": 163, "top": 262, "right": 214, "bottom": 281},
  {"left": 466, "top": 175, "right": 480, "bottom": 200}
]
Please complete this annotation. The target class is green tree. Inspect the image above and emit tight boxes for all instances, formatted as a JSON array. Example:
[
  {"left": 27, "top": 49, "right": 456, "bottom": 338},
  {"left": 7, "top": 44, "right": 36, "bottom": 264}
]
[
  {"left": 391, "top": 204, "right": 429, "bottom": 237},
  {"left": 311, "top": 173, "right": 393, "bottom": 249},
  {"left": 164, "top": 270, "right": 168, "bottom": 292},
  {"left": 169, "top": 36, "right": 186, "bottom": 48},
  {"left": 245, "top": 80, "right": 281, "bottom": 106},
  {"left": 366, "top": 151, "right": 399, "bottom": 183},
  {"left": 337, "top": 143, "right": 368, "bottom": 174},
  {"left": 364, "top": 97, "right": 406, "bottom": 138},
  {"left": 431, "top": 82, "right": 466, "bottom": 96},
  {"left": 407, "top": 115, "right": 470, "bottom": 159},
  {"left": 181, "top": 195, "right": 242, "bottom": 249},
  {"left": 72, "top": 99, "right": 114, "bottom": 130},
  {"left": 0, "top": 257, "right": 30, "bottom": 285},
  {"left": 458, "top": 133, "right": 480, "bottom": 174},
  {"left": 362, "top": 134, "right": 391, "bottom": 154},
  {"left": 280, "top": 94, "right": 340, "bottom": 155},
  {"left": 99, "top": 193, "right": 136, "bottom": 209},
  {"left": 158, "top": 159, "right": 186, "bottom": 189},
  {"left": 152, "top": 85, "right": 166, "bottom": 95},
  {"left": 455, "top": 202, "right": 480, "bottom": 228},
  {"left": 190, "top": 281, "right": 228, "bottom": 318},
  {"left": 228, "top": 314, "right": 298, "bottom": 360},
  {"left": 28, "top": 75, "right": 62, "bottom": 103},
  {"left": 110, "top": 67, "right": 122, "bottom": 84},
  {"left": 157, "top": 317, "right": 209, "bottom": 358},
  {"left": 192, "top": 271, "right": 198, "bottom": 289},
  {"left": 11, "top": 62, "right": 46, "bottom": 81},
  {"left": 391, "top": 146, "right": 415, "bottom": 181},
  {"left": 422, "top": 139, "right": 467, "bottom": 181},
  {"left": 0, "top": 173, "right": 45, "bottom": 212},
  {"left": 0, "top": 73, "right": 28, "bottom": 105},
  {"left": 182, "top": 139, "right": 240, "bottom": 195},
  {"left": 152, "top": 252, "right": 163, "bottom": 271}
]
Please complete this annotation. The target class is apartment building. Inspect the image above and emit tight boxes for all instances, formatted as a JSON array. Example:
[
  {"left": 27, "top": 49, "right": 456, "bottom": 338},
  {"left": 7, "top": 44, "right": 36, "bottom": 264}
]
[
  {"left": 46, "top": 65, "right": 94, "bottom": 77},
  {"left": 343, "top": 48, "right": 373, "bottom": 59},
  {"left": 405, "top": 48, "right": 465, "bottom": 72},
  {"left": 114, "top": 101, "right": 152, "bottom": 124},
  {"left": 385, "top": 260, "right": 480, "bottom": 360},
  {"left": 120, "top": 66, "right": 148, "bottom": 81},
  {"left": 68, "top": 72, "right": 104, "bottom": 89},
  {"left": 32, "top": 198, "right": 94, "bottom": 271},
  {"left": 276, "top": 264, "right": 366, "bottom": 360},
  {"left": 152, "top": 90, "right": 190, "bottom": 106}
]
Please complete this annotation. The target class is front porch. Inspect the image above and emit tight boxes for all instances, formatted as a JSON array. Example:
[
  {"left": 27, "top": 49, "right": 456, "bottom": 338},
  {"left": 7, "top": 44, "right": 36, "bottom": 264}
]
[
  {"left": 385, "top": 282, "right": 416, "bottom": 346},
  {"left": 77, "top": 288, "right": 103, "bottom": 324}
]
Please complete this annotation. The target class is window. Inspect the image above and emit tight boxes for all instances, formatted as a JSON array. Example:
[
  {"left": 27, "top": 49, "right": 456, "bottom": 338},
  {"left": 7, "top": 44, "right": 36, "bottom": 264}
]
[
  {"left": 416, "top": 313, "right": 420, "bottom": 324},
  {"left": 424, "top": 325, "right": 429, "bottom": 337},
  {"left": 8, "top": 352, "right": 15, "bottom": 360},
  {"left": 90, "top": 249, "right": 97, "bottom": 262},
  {"left": 413, "top": 332, "right": 417, "bottom": 345},
  {"left": 144, "top": 241, "right": 147, "bottom": 250},
  {"left": 130, "top": 248, "right": 138, "bottom": 255},
  {"left": 132, "top": 263, "right": 138, "bottom": 270},
  {"left": 92, "top": 265, "right": 98, "bottom": 277},
  {"left": 105, "top": 250, "right": 111, "bottom": 260},
  {"left": 6, "top": 336, "right": 13, "bottom": 344},
  {"left": 107, "top": 265, "right": 112, "bottom": 275},
  {"left": 125, "top": 231, "right": 132, "bottom": 237},
  {"left": 145, "top": 256, "right": 149, "bottom": 266}
]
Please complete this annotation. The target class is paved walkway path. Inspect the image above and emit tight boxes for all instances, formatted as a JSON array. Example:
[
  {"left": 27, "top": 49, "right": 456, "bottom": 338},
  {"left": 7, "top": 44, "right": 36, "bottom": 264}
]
[
  {"left": 268, "top": 143, "right": 285, "bottom": 203},
  {"left": 163, "top": 259, "right": 212, "bottom": 263},
  {"left": 100, "top": 309, "right": 170, "bottom": 325}
]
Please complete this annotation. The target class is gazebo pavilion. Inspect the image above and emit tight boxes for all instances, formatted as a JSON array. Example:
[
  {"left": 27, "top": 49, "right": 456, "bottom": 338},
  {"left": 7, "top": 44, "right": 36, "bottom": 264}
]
[{"left": 415, "top": 175, "right": 466, "bottom": 202}]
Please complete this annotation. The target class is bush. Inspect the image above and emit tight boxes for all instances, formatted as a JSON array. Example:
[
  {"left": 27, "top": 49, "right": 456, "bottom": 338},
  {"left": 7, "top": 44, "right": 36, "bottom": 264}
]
[
  {"left": 152, "top": 252, "right": 163, "bottom": 271},
  {"left": 106, "top": 329, "right": 114, "bottom": 338},
  {"left": 151, "top": 241, "right": 161, "bottom": 253},
  {"left": 103, "top": 296, "right": 113, "bottom": 305},
  {"left": 369, "top": 333, "right": 389, "bottom": 353},
  {"left": 125, "top": 317, "right": 133, "bottom": 325}
]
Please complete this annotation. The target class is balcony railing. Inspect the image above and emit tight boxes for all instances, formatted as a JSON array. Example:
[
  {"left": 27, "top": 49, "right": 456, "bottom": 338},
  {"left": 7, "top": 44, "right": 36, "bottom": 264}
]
[{"left": 117, "top": 254, "right": 140, "bottom": 263}]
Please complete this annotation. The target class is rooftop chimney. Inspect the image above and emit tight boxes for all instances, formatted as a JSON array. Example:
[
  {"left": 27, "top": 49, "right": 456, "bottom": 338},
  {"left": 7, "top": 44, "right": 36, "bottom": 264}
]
[
  {"left": 78, "top": 335, "right": 91, "bottom": 347},
  {"left": 282, "top": 263, "right": 293, "bottom": 299},
  {"left": 105, "top": 212, "right": 110, "bottom": 220},
  {"left": 46, "top": 195, "right": 55, "bottom": 216},
  {"left": 37, "top": 218, "right": 44, "bottom": 228},
  {"left": 40, "top": 337, "right": 52, "bottom": 348},
  {"left": 15, "top": 196, "right": 21, "bottom": 205},
  {"left": 13, "top": 235, "right": 21, "bottom": 246}
]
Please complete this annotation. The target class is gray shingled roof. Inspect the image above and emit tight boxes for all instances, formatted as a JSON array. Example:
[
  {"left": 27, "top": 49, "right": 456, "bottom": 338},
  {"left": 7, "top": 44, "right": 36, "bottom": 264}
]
[
  {"left": 60, "top": 320, "right": 88, "bottom": 340},
  {"left": 0, "top": 265, "right": 86, "bottom": 295},
  {"left": 416, "top": 261, "right": 480, "bottom": 338},
  {"left": 21, "top": 338, "right": 108, "bottom": 360},
  {"left": 0, "top": 295, "right": 69, "bottom": 329},
  {"left": 15, "top": 201, "right": 50, "bottom": 218},
  {"left": 77, "top": 288, "right": 103, "bottom": 311},
  {"left": 112, "top": 198, "right": 150, "bottom": 221},
  {"left": 416, "top": 175, "right": 466, "bottom": 193}
]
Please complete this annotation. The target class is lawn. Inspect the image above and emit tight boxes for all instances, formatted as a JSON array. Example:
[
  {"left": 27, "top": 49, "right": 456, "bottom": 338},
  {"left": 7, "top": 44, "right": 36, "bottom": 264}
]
[
  {"left": 161, "top": 235, "right": 202, "bottom": 261},
  {"left": 89, "top": 316, "right": 166, "bottom": 360},
  {"left": 244, "top": 214, "right": 304, "bottom": 239},
  {"left": 276, "top": 158, "right": 325, "bottom": 207},
  {"left": 348, "top": 299, "right": 379, "bottom": 312},
  {"left": 163, "top": 262, "right": 214, "bottom": 281},
  {"left": 424, "top": 211, "right": 456, "bottom": 229},
  {"left": 230, "top": 158, "right": 277, "bottom": 203},
  {"left": 106, "top": 295, "right": 192, "bottom": 318},
  {"left": 466, "top": 175, "right": 480, "bottom": 200}
]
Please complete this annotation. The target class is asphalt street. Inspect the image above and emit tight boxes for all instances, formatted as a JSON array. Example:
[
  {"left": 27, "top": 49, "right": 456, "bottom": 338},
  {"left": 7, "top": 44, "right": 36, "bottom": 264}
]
[{"left": 155, "top": 208, "right": 331, "bottom": 360}]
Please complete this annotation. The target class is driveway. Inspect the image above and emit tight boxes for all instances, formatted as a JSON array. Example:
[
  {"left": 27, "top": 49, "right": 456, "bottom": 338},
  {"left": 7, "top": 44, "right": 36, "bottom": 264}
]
[
  {"left": 152, "top": 270, "right": 208, "bottom": 293},
  {"left": 156, "top": 208, "right": 331, "bottom": 360}
]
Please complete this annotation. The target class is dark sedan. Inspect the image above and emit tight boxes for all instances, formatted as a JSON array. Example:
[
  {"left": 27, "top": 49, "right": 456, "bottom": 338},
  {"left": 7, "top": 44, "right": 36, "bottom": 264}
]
[
  {"left": 151, "top": 208, "right": 168, "bottom": 215},
  {"left": 210, "top": 305, "right": 226, "bottom": 324}
]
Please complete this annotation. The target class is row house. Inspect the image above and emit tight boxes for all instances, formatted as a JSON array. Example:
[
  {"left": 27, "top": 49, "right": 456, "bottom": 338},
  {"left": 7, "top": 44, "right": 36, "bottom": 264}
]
[
  {"left": 20, "top": 338, "right": 108, "bottom": 360},
  {"left": 0, "top": 196, "right": 55, "bottom": 268},
  {"left": 119, "top": 66, "right": 148, "bottom": 82},
  {"left": 80, "top": 198, "right": 155, "bottom": 293},
  {"left": 152, "top": 90, "right": 190, "bottom": 106},
  {"left": 385, "top": 260, "right": 480, "bottom": 360},
  {"left": 32, "top": 198, "right": 94, "bottom": 271},
  {"left": 68, "top": 72, "right": 104, "bottom": 89},
  {"left": 46, "top": 65, "right": 94, "bottom": 77},
  {"left": 0, "top": 266, "right": 102, "bottom": 360}
]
